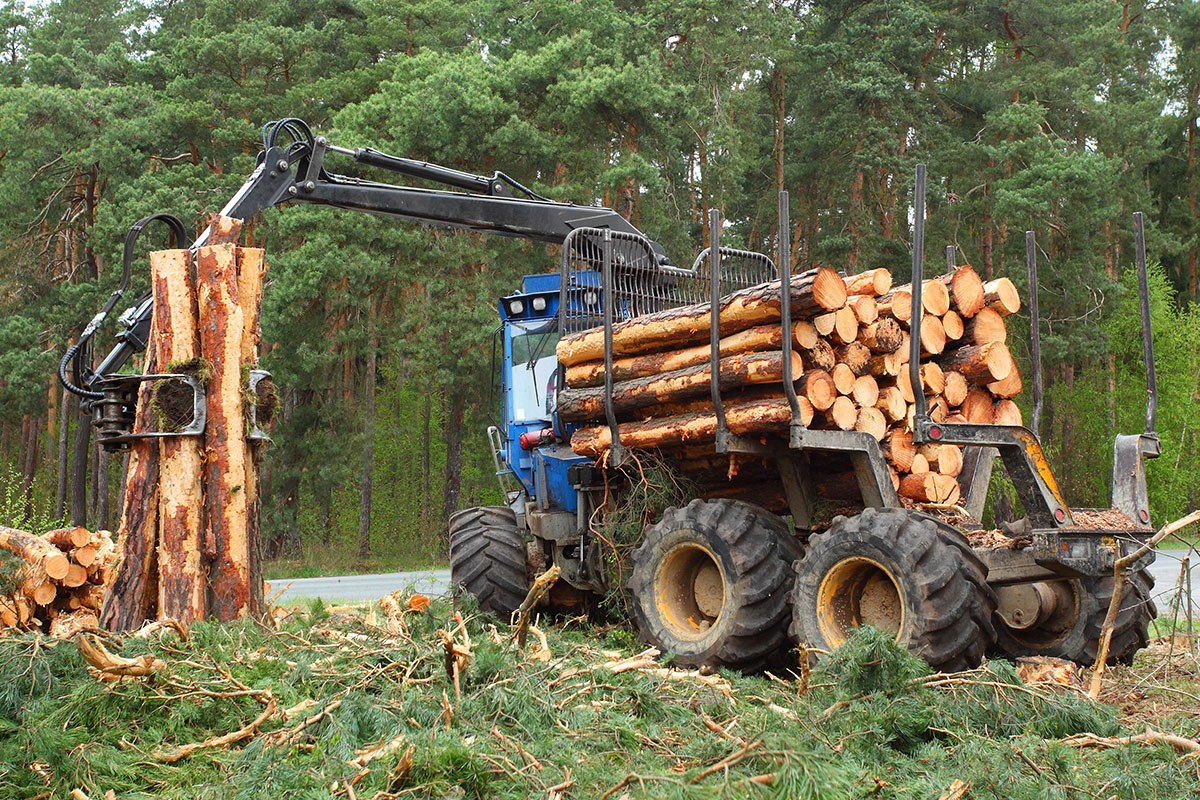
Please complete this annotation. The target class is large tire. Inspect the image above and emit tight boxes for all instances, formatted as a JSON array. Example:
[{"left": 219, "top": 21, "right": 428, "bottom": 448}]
[
  {"left": 790, "top": 507, "right": 997, "bottom": 672},
  {"left": 449, "top": 506, "right": 528, "bottom": 620},
  {"left": 994, "top": 570, "right": 1155, "bottom": 666},
  {"left": 627, "top": 499, "right": 795, "bottom": 672}
]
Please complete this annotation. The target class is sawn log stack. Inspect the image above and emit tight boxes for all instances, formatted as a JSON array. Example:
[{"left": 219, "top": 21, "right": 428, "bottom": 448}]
[{"left": 557, "top": 265, "right": 1022, "bottom": 508}]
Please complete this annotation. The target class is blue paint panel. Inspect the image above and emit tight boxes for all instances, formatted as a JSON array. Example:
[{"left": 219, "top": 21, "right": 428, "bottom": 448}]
[{"left": 533, "top": 447, "right": 589, "bottom": 513}]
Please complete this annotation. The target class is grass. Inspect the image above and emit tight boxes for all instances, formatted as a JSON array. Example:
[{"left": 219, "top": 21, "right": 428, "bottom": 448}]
[{"left": 2, "top": 602, "right": 1199, "bottom": 799}]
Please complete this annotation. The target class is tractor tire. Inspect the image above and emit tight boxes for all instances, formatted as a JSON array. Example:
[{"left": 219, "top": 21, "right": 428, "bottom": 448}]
[
  {"left": 790, "top": 507, "right": 997, "bottom": 672},
  {"left": 994, "top": 570, "right": 1155, "bottom": 666},
  {"left": 449, "top": 506, "right": 528, "bottom": 620},
  {"left": 627, "top": 499, "right": 795, "bottom": 672}
]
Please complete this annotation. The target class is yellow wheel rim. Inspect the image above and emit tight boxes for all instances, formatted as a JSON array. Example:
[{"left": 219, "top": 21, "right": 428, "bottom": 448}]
[
  {"left": 816, "top": 557, "right": 905, "bottom": 647},
  {"left": 653, "top": 541, "right": 726, "bottom": 641}
]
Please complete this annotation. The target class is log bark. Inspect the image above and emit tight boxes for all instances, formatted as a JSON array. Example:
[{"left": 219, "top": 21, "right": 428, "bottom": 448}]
[
  {"left": 557, "top": 350, "right": 802, "bottom": 422},
  {"left": 835, "top": 341, "right": 871, "bottom": 376},
  {"left": 151, "top": 249, "right": 206, "bottom": 623},
  {"left": 859, "top": 318, "right": 903, "bottom": 354},
  {"left": 899, "top": 472, "right": 960, "bottom": 503},
  {"left": 802, "top": 338, "right": 836, "bottom": 372},
  {"left": 564, "top": 321, "right": 815, "bottom": 388},
  {"left": 237, "top": 247, "right": 266, "bottom": 619},
  {"left": 0, "top": 526, "right": 71, "bottom": 581},
  {"left": 101, "top": 302, "right": 162, "bottom": 631},
  {"left": 569, "top": 397, "right": 800, "bottom": 457},
  {"left": 556, "top": 267, "right": 847, "bottom": 365},
  {"left": 983, "top": 277, "right": 1021, "bottom": 316},
  {"left": 961, "top": 306, "right": 1006, "bottom": 345},
  {"left": 197, "top": 243, "right": 250, "bottom": 621},
  {"left": 937, "top": 342, "right": 1014, "bottom": 383},
  {"left": 869, "top": 350, "right": 903, "bottom": 378},
  {"left": 936, "top": 266, "right": 985, "bottom": 318}
]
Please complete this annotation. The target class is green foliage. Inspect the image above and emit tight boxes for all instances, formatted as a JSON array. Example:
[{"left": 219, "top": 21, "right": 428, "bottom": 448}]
[
  {"left": 1, "top": 611, "right": 1196, "bottom": 799},
  {"left": 0, "top": 0, "right": 1198, "bottom": 561}
]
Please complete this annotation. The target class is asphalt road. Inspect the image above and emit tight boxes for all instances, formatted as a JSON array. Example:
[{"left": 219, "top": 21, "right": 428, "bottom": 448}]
[{"left": 276, "top": 548, "right": 1200, "bottom": 609}]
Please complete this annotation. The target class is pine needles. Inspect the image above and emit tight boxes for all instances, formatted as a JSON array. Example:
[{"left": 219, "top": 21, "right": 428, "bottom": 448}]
[{"left": 0, "top": 610, "right": 1198, "bottom": 799}]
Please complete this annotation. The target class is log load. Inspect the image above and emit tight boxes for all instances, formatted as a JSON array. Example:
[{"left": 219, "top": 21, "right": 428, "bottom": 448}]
[
  {"left": 555, "top": 267, "right": 847, "bottom": 365},
  {"left": 557, "top": 350, "right": 802, "bottom": 422},
  {"left": 559, "top": 262, "right": 1030, "bottom": 512},
  {"left": 1, "top": 527, "right": 118, "bottom": 635}
]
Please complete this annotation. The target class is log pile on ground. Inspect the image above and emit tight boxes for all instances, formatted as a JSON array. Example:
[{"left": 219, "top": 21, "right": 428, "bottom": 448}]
[
  {"left": 0, "top": 525, "right": 117, "bottom": 637},
  {"left": 557, "top": 266, "right": 1022, "bottom": 508}
]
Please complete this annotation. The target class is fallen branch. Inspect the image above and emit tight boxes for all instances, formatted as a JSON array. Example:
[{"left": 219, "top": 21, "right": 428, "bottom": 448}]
[
  {"left": 154, "top": 692, "right": 277, "bottom": 762},
  {"left": 510, "top": 564, "right": 561, "bottom": 648},
  {"left": 1088, "top": 509, "right": 1200, "bottom": 698},
  {"left": 77, "top": 634, "right": 164, "bottom": 680},
  {"left": 689, "top": 738, "right": 762, "bottom": 783},
  {"left": 1062, "top": 727, "right": 1200, "bottom": 757}
]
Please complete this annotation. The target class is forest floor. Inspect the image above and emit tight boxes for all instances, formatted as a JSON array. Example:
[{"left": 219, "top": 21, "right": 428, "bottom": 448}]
[{"left": 2, "top": 599, "right": 1199, "bottom": 800}]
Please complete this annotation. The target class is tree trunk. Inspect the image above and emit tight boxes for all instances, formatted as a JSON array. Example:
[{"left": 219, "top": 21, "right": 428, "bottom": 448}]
[
  {"left": 152, "top": 249, "right": 206, "bottom": 622},
  {"left": 197, "top": 242, "right": 250, "bottom": 621},
  {"left": 442, "top": 392, "right": 465, "bottom": 530},
  {"left": 56, "top": 388, "right": 71, "bottom": 518},
  {"left": 356, "top": 332, "right": 377, "bottom": 560},
  {"left": 238, "top": 247, "right": 266, "bottom": 618},
  {"left": 70, "top": 394, "right": 90, "bottom": 526}
]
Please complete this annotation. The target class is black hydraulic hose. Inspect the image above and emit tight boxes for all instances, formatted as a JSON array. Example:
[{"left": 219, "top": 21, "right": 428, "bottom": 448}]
[
  {"left": 59, "top": 213, "right": 188, "bottom": 400},
  {"left": 60, "top": 340, "right": 102, "bottom": 400}
]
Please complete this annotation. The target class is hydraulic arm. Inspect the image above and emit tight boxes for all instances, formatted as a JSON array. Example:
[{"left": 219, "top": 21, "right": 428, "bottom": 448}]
[{"left": 70, "top": 118, "right": 670, "bottom": 396}]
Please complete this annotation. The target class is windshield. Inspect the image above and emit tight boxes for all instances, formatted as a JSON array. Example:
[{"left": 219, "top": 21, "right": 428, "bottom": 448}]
[{"left": 509, "top": 321, "right": 559, "bottom": 424}]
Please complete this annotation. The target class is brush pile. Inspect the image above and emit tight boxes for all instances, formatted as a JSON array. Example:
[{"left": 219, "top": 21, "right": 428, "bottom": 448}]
[
  {"left": 556, "top": 265, "right": 1023, "bottom": 508},
  {"left": 0, "top": 525, "right": 116, "bottom": 637}
]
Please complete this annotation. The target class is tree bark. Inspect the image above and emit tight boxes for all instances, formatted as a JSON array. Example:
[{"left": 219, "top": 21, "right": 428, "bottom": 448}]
[
  {"left": 152, "top": 249, "right": 206, "bottom": 623},
  {"left": 56, "top": 386, "right": 71, "bottom": 518},
  {"left": 357, "top": 331, "right": 377, "bottom": 560},
  {"left": 197, "top": 243, "right": 250, "bottom": 621},
  {"left": 238, "top": 247, "right": 266, "bottom": 617}
]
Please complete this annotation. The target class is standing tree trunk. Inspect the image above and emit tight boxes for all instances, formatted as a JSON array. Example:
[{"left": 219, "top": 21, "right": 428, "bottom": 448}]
[
  {"left": 442, "top": 392, "right": 465, "bottom": 531},
  {"left": 198, "top": 242, "right": 250, "bottom": 621},
  {"left": 95, "top": 447, "right": 109, "bottom": 530},
  {"left": 70, "top": 395, "right": 90, "bottom": 526},
  {"left": 239, "top": 247, "right": 266, "bottom": 618},
  {"left": 56, "top": 387, "right": 71, "bottom": 518},
  {"left": 356, "top": 329, "right": 377, "bottom": 560},
  {"left": 152, "top": 249, "right": 206, "bottom": 622}
]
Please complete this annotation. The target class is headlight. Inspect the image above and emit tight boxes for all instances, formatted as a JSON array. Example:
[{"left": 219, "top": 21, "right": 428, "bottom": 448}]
[
  {"left": 531, "top": 296, "right": 547, "bottom": 313},
  {"left": 583, "top": 290, "right": 599, "bottom": 307},
  {"left": 508, "top": 299, "right": 525, "bottom": 316}
]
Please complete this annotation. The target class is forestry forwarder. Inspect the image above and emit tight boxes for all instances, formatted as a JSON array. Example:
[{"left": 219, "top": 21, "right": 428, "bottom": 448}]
[{"left": 62, "top": 121, "right": 1160, "bottom": 672}]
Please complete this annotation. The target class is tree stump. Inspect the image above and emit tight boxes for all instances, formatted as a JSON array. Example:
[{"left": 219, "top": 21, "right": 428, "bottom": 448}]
[{"left": 101, "top": 215, "right": 266, "bottom": 628}]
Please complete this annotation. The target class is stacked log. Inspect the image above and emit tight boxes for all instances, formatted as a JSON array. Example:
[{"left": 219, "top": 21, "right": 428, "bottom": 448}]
[
  {"left": 1, "top": 526, "right": 117, "bottom": 636},
  {"left": 557, "top": 264, "right": 1024, "bottom": 507}
]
